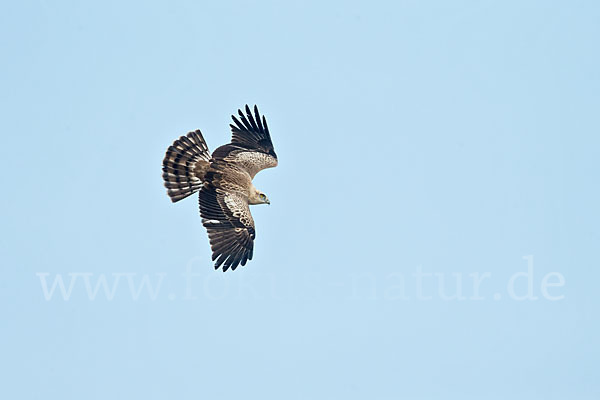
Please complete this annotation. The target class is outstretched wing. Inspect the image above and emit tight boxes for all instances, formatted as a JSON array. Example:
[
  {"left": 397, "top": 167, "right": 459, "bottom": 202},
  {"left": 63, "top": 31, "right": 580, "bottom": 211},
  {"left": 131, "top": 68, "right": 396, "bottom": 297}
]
[
  {"left": 229, "top": 104, "right": 277, "bottom": 158},
  {"left": 211, "top": 104, "right": 278, "bottom": 178},
  {"left": 199, "top": 185, "right": 255, "bottom": 271}
]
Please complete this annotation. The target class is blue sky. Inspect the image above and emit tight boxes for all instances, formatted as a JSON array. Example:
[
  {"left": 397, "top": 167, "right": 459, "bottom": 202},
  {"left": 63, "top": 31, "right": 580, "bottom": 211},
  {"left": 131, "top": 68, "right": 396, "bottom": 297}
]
[{"left": 1, "top": 1, "right": 599, "bottom": 399}]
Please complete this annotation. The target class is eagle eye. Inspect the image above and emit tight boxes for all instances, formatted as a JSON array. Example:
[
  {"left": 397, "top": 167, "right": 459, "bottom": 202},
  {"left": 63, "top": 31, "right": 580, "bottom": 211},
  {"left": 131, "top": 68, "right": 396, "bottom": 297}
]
[{"left": 259, "top": 193, "right": 266, "bottom": 200}]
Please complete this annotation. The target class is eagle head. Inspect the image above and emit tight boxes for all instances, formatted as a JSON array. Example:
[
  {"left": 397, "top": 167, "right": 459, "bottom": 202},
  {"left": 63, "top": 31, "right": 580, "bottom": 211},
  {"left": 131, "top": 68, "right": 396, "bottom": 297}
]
[{"left": 249, "top": 188, "right": 270, "bottom": 205}]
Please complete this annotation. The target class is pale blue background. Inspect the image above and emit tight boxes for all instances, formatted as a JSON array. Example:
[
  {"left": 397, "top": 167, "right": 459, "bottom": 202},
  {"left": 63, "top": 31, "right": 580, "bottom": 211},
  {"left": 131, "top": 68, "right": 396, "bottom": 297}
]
[{"left": 1, "top": 1, "right": 599, "bottom": 399}]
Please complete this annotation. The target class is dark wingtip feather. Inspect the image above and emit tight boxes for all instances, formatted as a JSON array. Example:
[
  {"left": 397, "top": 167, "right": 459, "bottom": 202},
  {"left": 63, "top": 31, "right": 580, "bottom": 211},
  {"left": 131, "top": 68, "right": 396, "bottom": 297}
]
[
  {"left": 236, "top": 109, "right": 254, "bottom": 132},
  {"left": 254, "top": 105, "right": 264, "bottom": 132},
  {"left": 262, "top": 115, "right": 269, "bottom": 135},
  {"left": 228, "top": 104, "right": 274, "bottom": 151},
  {"left": 245, "top": 105, "right": 259, "bottom": 131}
]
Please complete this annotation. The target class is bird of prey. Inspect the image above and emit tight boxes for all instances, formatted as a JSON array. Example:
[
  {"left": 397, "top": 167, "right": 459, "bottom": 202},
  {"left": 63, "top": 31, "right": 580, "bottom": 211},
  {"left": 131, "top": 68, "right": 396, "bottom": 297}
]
[{"left": 162, "top": 105, "right": 278, "bottom": 271}]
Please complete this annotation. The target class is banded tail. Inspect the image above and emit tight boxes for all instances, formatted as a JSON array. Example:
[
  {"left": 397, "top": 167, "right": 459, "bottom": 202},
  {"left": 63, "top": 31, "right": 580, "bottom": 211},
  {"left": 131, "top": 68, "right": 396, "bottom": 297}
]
[{"left": 162, "top": 130, "right": 211, "bottom": 202}]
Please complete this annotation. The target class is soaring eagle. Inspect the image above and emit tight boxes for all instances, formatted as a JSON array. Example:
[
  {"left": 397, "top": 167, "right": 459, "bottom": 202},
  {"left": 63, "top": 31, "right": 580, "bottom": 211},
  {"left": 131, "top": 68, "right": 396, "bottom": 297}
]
[{"left": 162, "top": 105, "right": 278, "bottom": 271}]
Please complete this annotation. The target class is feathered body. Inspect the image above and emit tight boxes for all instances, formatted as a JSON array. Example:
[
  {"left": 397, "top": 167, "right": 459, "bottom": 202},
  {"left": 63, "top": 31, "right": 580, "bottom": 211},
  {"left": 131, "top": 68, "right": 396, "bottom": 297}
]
[{"left": 162, "top": 105, "right": 278, "bottom": 271}]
